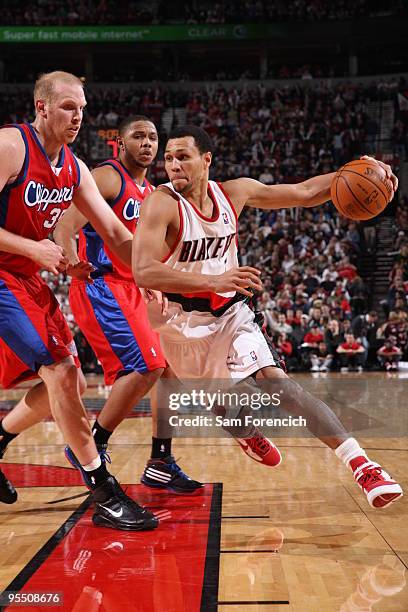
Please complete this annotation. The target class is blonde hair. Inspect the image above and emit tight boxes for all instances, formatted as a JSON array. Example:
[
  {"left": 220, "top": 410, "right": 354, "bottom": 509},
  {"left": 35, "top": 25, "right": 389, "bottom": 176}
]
[{"left": 34, "top": 71, "right": 84, "bottom": 110}]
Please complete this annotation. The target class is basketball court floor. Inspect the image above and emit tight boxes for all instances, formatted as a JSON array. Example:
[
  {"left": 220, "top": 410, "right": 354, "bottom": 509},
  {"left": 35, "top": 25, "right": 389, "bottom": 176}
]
[{"left": 0, "top": 373, "right": 406, "bottom": 611}]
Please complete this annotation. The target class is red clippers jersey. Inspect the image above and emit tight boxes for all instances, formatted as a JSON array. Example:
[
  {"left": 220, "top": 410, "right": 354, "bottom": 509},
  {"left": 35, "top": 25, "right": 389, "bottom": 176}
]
[
  {"left": 0, "top": 123, "right": 80, "bottom": 276},
  {"left": 78, "top": 159, "right": 153, "bottom": 280}
]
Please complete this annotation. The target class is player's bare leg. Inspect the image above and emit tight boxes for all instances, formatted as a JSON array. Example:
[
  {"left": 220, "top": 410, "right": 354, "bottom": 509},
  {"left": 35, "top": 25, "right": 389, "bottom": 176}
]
[
  {"left": 1, "top": 369, "right": 86, "bottom": 434},
  {"left": 39, "top": 358, "right": 99, "bottom": 465},
  {"left": 68, "top": 368, "right": 163, "bottom": 474},
  {"left": 95, "top": 369, "right": 163, "bottom": 434},
  {"left": 0, "top": 372, "right": 86, "bottom": 504},
  {"left": 253, "top": 365, "right": 403, "bottom": 509}
]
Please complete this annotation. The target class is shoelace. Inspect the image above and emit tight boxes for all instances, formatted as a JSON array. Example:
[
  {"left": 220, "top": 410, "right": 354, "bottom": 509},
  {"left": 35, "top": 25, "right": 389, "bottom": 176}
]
[
  {"left": 100, "top": 450, "right": 112, "bottom": 465},
  {"left": 357, "top": 466, "right": 383, "bottom": 486},
  {"left": 167, "top": 458, "right": 187, "bottom": 479},
  {"left": 114, "top": 484, "right": 150, "bottom": 514},
  {"left": 248, "top": 435, "right": 271, "bottom": 457}
]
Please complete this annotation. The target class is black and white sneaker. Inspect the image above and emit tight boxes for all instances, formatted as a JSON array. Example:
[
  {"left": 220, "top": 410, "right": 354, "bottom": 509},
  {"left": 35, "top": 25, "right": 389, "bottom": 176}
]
[
  {"left": 92, "top": 475, "right": 158, "bottom": 531},
  {"left": 0, "top": 468, "right": 17, "bottom": 504},
  {"left": 141, "top": 456, "right": 203, "bottom": 494}
]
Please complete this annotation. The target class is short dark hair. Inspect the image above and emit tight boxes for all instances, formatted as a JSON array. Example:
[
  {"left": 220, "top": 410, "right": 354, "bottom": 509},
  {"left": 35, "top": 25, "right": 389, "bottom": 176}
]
[
  {"left": 118, "top": 115, "right": 155, "bottom": 137},
  {"left": 168, "top": 125, "right": 214, "bottom": 154}
]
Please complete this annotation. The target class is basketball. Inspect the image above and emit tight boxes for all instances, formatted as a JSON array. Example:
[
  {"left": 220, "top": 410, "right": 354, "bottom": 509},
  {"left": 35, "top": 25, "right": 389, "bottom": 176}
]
[{"left": 330, "top": 159, "right": 393, "bottom": 220}]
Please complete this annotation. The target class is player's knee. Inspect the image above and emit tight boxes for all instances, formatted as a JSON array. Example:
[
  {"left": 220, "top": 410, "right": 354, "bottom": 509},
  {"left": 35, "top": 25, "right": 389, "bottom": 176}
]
[
  {"left": 43, "top": 360, "right": 81, "bottom": 395},
  {"left": 149, "top": 367, "right": 164, "bottom": 383}
]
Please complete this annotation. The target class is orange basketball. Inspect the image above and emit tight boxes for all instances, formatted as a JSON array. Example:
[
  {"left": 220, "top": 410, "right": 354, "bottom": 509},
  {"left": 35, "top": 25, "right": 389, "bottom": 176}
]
[{"left": 330, "top": 159, "right": 393, "bottom": 220}]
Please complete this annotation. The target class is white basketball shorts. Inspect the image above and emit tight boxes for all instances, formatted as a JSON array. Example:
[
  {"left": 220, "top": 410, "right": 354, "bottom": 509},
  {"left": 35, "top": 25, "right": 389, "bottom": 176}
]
[{"left": 147, "top": 301, "right": 276, "bottom": 381}]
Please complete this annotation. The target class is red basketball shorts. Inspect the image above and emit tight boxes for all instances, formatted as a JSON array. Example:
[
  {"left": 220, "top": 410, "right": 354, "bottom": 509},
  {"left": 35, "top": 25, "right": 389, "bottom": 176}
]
[
  {"left": 69, "top": 276, "right": 166, "bottom": 385},
  {"left": 0, "top": 271, "right": 78, "bottom": 389}
]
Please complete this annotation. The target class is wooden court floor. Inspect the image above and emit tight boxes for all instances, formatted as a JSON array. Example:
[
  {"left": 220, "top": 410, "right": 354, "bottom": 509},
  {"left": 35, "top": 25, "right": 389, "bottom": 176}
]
[{"left": 0, "top": 373, "right": 407, "bottom": 611}]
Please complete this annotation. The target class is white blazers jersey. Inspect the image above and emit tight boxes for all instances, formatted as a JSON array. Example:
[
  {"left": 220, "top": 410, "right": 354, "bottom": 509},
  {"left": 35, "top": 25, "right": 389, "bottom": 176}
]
[
  {"left": 147, "top": 179, "right": 276, "bottom": 380},
  {"left": 163, "top": 180, "right": 241, "bottom": 315}
]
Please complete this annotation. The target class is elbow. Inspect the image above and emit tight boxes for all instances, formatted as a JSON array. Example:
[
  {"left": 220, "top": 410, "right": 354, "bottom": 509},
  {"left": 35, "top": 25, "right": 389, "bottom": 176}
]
[{"left": 132, "top": 262, "right": 155, "bottom": 288}]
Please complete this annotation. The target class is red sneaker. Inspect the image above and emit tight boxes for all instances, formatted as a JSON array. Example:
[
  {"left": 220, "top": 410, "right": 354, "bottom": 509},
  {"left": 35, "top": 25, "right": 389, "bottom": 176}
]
[
  {"left": 352, "top": 460, "right": 403, "bottom": 508},
  {"left": 235, "top": 429, "right": 282, "bottom": 467}
]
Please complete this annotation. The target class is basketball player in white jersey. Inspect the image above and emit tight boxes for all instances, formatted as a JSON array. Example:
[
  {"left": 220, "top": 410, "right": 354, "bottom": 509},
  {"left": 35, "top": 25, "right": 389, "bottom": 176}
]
[{"left": 133, "top": 125, "right": 403, "bottom": 509}]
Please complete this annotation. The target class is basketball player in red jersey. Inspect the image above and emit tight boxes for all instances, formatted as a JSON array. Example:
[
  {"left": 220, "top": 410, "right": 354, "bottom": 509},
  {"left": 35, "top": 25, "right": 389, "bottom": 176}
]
[
  {"left": 53, "top": 116, "right": 203, "bottom": 493},
  {"left": 133, "top": 125, "right": 403, "bottom": 509},
  {"left": 0, "top": 71, "right": 159, "bottom": 530}
]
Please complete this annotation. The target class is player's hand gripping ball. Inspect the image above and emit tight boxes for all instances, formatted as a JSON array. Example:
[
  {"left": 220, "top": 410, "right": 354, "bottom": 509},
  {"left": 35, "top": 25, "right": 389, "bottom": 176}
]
[{"left": 330, "top": 158, "right": 395, "bottom": 220}]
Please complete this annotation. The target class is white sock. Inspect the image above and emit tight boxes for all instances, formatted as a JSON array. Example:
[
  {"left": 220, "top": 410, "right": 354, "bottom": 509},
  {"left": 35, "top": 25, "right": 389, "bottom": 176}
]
[
  {"left": 335, "top": 438, "right": 367, "bottom": 467},
  {"left": 82, "top": 455, "right": 102, "bottom": 471}
]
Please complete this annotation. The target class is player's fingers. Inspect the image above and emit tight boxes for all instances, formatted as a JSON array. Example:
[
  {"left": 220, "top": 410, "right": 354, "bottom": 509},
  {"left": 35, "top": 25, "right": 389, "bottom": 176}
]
[
  {"left": 235, "top": 285, "right": 253, "bottom": 297},
  {"left": 162, "top": 296, "right": 169, "bottom": 316},
  {"left": 238, "top": 266, "right": 261, "bottom": 276},
  {"left": 139, "top": 288, "right": 150, "bottom": 304},
  {"left": 390, "top": 174, "right": 398, "bottom": 192},
  {"left": 380, "top": 163, "right": 393, "bottom": 180},
  {"left": 237, "top": 272, "right": 263, "bottom": 289},
  {"left": 80, "top": 261, "right": 94, "bottom": 270}
]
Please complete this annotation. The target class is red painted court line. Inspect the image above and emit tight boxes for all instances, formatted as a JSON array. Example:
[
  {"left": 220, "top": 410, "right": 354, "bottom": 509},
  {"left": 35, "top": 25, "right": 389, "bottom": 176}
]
[
  {"left": 3, "top": 484, "right": 219, "bottom": 612},
  {"left": 1, "top": 463, "right": 84, "bottom": 487}
]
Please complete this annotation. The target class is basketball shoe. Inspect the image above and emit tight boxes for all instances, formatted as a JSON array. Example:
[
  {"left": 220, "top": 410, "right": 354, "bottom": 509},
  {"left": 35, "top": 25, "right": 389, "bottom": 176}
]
[
  {"left": 235, "top": 429, "right": 282, "bottom": 467},
  {"left": 351, "top": 457, "right": 403, "bottom": 508},
  {"left": 141, "top": 455, "right": 203, "bottom": 493},
  {"left": 65, "top": 444, "right": 111, "bottom": 489},
  {"left": 0, "top": 468, "right": 17, "bottom": 504},
  {"left": 92, "top": 475, "right": 158, "bottom": 531}
]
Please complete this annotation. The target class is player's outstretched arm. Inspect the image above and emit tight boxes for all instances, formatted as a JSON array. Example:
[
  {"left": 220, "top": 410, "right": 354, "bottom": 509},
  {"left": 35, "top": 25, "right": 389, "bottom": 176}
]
[
  {"left": 223, "top": 158, "right": 397, "bottom": 215},
  {"left": 73, "top": 158, "right": 133, "bottom": 269},
  {"left": 222, "top": 174, "right": 335, "bottom": 215},
  {"left": 133, "top": 189, "right": 262, "bottom": 296},
  {"left": 0, "top": 128, "right": 67, "bottom": 274}
]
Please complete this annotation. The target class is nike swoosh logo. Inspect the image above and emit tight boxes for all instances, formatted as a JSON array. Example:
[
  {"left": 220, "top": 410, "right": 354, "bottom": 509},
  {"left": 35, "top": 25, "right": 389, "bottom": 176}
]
[
  {"left": 99, "top": 504, "right": 123, "bottom": 518},
  {"left": 239, "top": 442, "right": 263, "bottom": 462}
]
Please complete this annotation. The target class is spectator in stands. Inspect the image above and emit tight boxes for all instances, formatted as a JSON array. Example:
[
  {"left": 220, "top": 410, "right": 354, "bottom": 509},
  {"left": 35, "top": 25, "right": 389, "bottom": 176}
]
[
  {"left": 337, "top": 333, "right": 365, "bottom": 372},
  {"left": 273, "top": 332, "right": 297, "bottom": 371},
  {"left": 351, "top": 310, "right": 379, "bottom": 366},
  {"left": 310, "top": 341, "right": 333, "bottom": 372},
  {"left": 299, "top": 325, "right": 324, "bottom": 369},
  {"left": 377, "top": 336, "right": 402, "bottom": 372},
  {"left": 268, "top": 312, "right": 293, "bottom": 336},
  {"left": 347, "top": 276, "right": 367, "bottom": 316},
  {"left": 290, "top": 313, "right": 310, "bottom": 348},
  {"left": 324, "top": 318, "right": 342, "bottom": 369}
]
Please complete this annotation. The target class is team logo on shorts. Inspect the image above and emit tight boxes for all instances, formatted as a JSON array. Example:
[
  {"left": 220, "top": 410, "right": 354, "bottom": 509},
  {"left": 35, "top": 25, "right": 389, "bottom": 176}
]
[
  {"left": 150, "top": 347, "right": 157, "bottom": 357},
  {"left": 250, "top": 350, "right": 257, "bottom": 361},
  {"left": 222, "top": 212, "right": 230, "bottom": 224}
]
